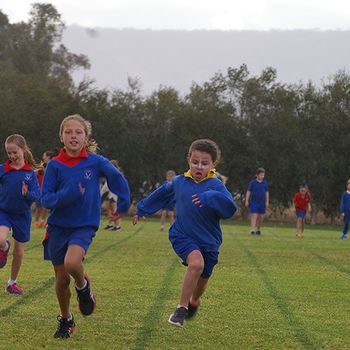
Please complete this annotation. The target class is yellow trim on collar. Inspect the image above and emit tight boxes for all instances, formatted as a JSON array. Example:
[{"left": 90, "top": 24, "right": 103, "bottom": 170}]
[{"left": 184, "top": 169, "right": 217, "bottom": 183}]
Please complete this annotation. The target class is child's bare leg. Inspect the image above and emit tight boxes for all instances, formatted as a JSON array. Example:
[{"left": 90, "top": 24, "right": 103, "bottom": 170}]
[
  {"left": 160, "top": 210, "right": 167, "bottom": 231},
  {"left": 169, "top": 211, "right": 175, "bottom": 225},
  {"left": 191, "top": 277, "right": 209, "bottom": 304},
  {"left": 54, "top": 264, "right": 72, "bottom": 318},
  {"left": 179, "top": 250, "right": 204, "bottom": 307},
  {"left": 10, "top": 240, "right": 25, "bottom": 280},
  {"left": 256, "top": 214, "right": 265, "bottom": 230},
  {"left": 250, "top": 213, "right": 258, "bottom": 232},
  {"left": 0, "top": 226, "right": 9, "bottom": 249},
  {"left": 64, "top": 245, "right": 85, "bottom": 288}
]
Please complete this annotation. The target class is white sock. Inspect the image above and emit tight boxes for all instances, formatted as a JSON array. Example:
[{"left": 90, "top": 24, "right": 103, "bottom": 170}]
[
  {"left": 67, "top": 314, "right": 73, "bottom": 321},
  {"left": 76, "top": 279, "right": 87, "bottom": 291},
  {"left": 8, "top": 279, "right": 16, "bottom": 286}
]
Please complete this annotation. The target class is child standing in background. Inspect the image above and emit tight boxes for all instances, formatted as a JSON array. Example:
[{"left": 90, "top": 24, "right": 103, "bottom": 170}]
[
  {"left": 340, "top": 179, "right": 350, "bottom": 240},
  {"left": 160, "top": 170, "right": 176, "bottom": 232},
  {"left": 101, "top": 160, "right": 123, "bottom": 231},
  {"left": 245, "top": 168, "right": 269, "bottom": 235},
  {"left": 34, "top": 150, "right": 58, "bottom": 228},
  {"left": 0, "top": 134, "right": 40, "bottom": 294},
  {"left": 133, "top": 139, "right": 237, "bottom": 327},
  {"left": 41, "top": 114, "right": 130, "bottom": 339},
  {"left": 293, "top": 183, "right": 311, "bottom": 238}
]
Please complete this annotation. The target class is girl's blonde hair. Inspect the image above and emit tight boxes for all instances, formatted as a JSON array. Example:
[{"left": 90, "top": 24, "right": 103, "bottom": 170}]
[
  {"left": 59, "top": 114, "right": 98, "bottom": 153},
  {"left": 5, "top": 134, "right": 37, "bottom": 168}
]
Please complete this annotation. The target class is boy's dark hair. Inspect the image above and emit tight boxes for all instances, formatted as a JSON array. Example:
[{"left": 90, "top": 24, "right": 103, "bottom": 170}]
[
  {"left": 188, "top": 139, "right": 221, "bottom": 164},
  {"left": 256, "top": 167, "right": 265, "bottom": 175}
]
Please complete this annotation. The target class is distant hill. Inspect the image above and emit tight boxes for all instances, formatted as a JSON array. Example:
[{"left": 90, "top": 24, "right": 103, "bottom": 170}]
[{"left": 63, "top": 26, "right": 350, "bottom": 94}]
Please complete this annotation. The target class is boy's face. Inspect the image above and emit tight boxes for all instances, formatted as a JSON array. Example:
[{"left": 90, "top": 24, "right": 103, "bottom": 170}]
[
  {"left": 256, "top": 172, "right": 265, "bottom": 181},
  {"left": 188, "top": 150, "right": 214, "bottom": 182},
  {"left": 347, "top": 182, "right": 350, "bottom": 191}
]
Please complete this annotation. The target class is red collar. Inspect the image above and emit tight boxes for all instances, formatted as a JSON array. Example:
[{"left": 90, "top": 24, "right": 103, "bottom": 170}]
[
  {"left": 4, "top": 160, "right": 32, "bottom": 172},
  {"left": 54, "top": 148, "right": 88, "bottom": 167}
]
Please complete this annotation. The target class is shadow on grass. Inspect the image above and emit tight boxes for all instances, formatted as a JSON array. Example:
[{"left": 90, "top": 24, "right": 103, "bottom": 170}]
[
  {"left": 133, "top": 257, "right": 178, "bottom": 350},
  {"left": 0, "top": 225, "right": 144, "bottom": 318},
  {"left": 233, "top": 235, "right": 318, "bottom": 350}
]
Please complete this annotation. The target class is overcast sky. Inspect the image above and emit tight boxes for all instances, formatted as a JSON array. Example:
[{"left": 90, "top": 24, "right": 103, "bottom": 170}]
[{"left": 2, "top": 0, "right": 350, "bottom": 30}]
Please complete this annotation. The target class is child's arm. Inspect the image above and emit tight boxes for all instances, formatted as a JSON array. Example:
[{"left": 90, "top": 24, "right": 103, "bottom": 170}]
[
  {"left": 245, "top": 191, "right": 251, "bottom": 208},
  {"left": 193, "top": 184, "right": 237, "bottom": 219},
  {"left": 41, "top": 163, "right": 84, "bottom": 209},
  {"left": 265, "top": 191, "right": 269, "bottom": 208},
  {"left": 100, "top": 159, "right": 131, "bottom": 214},
  {"left": 137, "top": 181, "right": 175, "bottom": 217}
]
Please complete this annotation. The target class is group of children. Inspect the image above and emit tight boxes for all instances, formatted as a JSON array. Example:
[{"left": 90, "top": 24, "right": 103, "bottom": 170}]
[{"left": 0, "top": 113, "right": 348, "bottom": 339}]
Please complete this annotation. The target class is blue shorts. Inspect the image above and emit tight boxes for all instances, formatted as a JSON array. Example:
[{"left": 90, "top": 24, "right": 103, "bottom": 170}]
[
  {"left": 296, "top": 210, "right": 306, "bottom": 218},
  {"left": 0, "top": 209, "right": 31, "bottom": 243},
  {"left": 170, "top": 234, "right": 218, "bottom": 278},
  {"left": 249, "top": 203, "right": 266, "bottom": 214},
  {"left": 47, "top": 225, "right": 96, "bottom": 265}
]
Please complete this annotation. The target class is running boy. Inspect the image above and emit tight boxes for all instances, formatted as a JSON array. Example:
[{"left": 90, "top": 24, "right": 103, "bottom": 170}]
[
  {"left": 293, "top": 183, "right": 311, "bottom": 238},
  {"left": 160, "top": 170, "right": 176, "bottom": 232},
  {"left": 245, "top": 168, "right": 269, "bottom": 235},
  {"left": 340, "top": 179, "right": 350, "bottom": 240},
  {"left": 0, "top": 134, "right": 40, "bottom": 294},
  {"left": 41, "top": 114, "right": 130, "bottom": 339},
  {"left": 133, "top": 139, "right": 237, "bottom": 327}
]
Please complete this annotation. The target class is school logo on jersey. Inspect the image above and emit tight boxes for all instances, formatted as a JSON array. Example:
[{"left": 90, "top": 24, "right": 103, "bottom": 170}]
[
  {"left": 83, "top": 169, "right": 93, "bottom": 180},
  {"left": 24, "top": 174, "right": 32, "bottom": 182}
]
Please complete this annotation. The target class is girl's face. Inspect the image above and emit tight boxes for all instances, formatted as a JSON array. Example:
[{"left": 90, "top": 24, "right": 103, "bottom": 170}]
[
  {"left": 60, "top": 119, "right": 87, "bottom": 156},
  {"left": 256, "top": 172, "right": 265, "bottom": 181},
  {"left": 299, "top": 187, "right": 307, "bottom": 196},
  {"left": 188, "top": 150, "right": 214, "bottom": 182},
  {"left": 347, "top": 182, "right": 350, "bottom": 191},
  {"left": 6, "top": 142, "right": 24, "bottom": 167}
]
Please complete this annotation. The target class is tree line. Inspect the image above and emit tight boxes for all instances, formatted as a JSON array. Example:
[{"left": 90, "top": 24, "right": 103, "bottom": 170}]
[{"left": 1, "top": 3, "right": 349, "bottom": 222}]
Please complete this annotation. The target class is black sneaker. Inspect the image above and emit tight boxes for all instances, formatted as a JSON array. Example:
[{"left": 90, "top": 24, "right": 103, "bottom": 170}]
[
  {"left": 186, "top": 300, "right": 200, "bottom": 319},
  {"left": 108, "top": 225, "right": 121, "bottom": 231},
  {"left": 250, "top": 231, "right": 256, "bottom": 235},
  {"left": 104, "top": 224, "right": 113, "bottom": 230},
  {"left": 54, "top": 315, "right": 75, "bottom": 339},
  {"left": 76, "top": 274, "right": 96, "bottom": 316},
  {"left": 168, "top": 306, "right": 188, "bottom": 327},
  {"left": 256, "top": 230, "right": 261, "bottom": 235}
]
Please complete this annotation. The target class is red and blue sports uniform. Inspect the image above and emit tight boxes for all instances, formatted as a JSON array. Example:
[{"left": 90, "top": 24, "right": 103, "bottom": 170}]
[
  {"left": 293, "top": 192, "right": 311, "bottom": 218},
  {"left": 0, "top": 161, "right": 40, "bottom": 242},
  {"left": 41, "top": 148, "right": 131, "bottom": 264}
]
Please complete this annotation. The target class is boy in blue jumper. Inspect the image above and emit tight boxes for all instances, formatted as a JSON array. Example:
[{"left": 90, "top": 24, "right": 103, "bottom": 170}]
[
  {"left": 245, "top": 168, "right": 269, "bottom": 235},
  {"left": 41, "top": 114, "right": 130, "bottom": 339},
  {"left": 340, "top": 179, "right": 350, "bottom": 240},
  {"left": 133, "top": 139, "right": 237, "bottom": 327},
  {"left": 0, "top": 134, "right": 40, "bottom": 294}
]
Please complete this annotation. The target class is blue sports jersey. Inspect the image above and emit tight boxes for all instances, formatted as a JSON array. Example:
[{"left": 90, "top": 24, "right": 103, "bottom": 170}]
[
  {"left": 137, "top": 172, "right": 237, "bottom": 252},
  {"left": 247, "top": 179, "right": 268, "bottom": 205},
  {"left": 340, "top": 191, "right": 350, "bottom": 215},
  {"left": 41, "top": 151, "right": 130, "bottom": 230},
  {"left": 0, "top": 161, "right": 40, "bottom": 214}
]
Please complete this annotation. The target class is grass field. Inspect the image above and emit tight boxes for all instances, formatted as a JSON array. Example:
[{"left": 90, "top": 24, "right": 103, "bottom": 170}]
[{"left": 0, "top": 219, "right": 350, "bottom": 349}]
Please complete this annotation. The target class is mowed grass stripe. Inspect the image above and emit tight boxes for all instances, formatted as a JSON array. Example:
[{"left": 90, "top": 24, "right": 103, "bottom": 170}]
[
  {"left": 132, "top": 256, "right": 178, "bottom": 350},
  {"left": 232, "top": 233, "right": 317, "bottom": 350},
  {"left": 0, "top": 225, "right": 143, "bottom": 317}
]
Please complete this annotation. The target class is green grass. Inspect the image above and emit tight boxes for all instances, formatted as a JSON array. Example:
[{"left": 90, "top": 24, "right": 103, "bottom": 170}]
[{"left": 1, "top": 219, "right": 350, "bottom": 349}]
